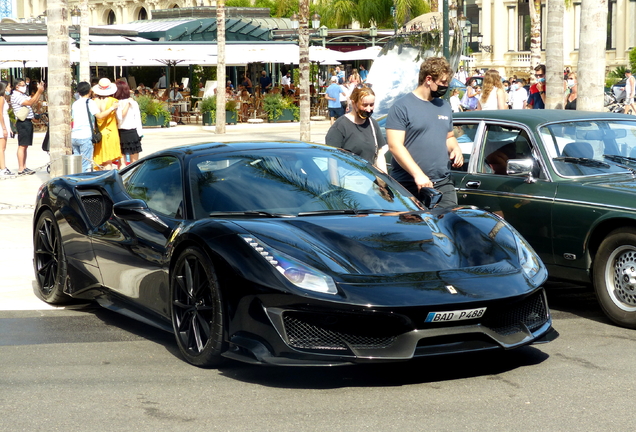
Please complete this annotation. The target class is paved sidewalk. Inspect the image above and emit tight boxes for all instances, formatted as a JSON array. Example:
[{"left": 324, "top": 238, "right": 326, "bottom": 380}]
[{"left": 0, "top": 121, "right": 331, "bottom": 310}]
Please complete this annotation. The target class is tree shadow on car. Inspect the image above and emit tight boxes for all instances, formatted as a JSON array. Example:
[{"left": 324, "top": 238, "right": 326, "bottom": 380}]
[{"left": 217, "top": 346, "right": 550, "bottom": 389}]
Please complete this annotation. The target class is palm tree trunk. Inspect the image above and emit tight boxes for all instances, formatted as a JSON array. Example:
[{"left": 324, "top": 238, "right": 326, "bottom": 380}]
[
  {"left": 79, "top": 0, "right": 89, "bottom": 82},
  {"left": 299, "top": 0, "right": 311, "bottom": 142},
  {"left": 47, "top": 0, "right": 72, "bottom": 177},
  {"left": 215, "top": 0, "right": 226, "bottom": 134},
  {"left": 545, "top": 0, "right": 565, "bottom": 109},
  {"left": 529, "top": 0, "right": 542, "bottom": 71},
  {"left": 577, "top": 0, "right": 608, "bottom": 111}
]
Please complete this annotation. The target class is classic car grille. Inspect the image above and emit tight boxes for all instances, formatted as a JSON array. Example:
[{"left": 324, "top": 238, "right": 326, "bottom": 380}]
[
  {"left": 283, "top": 315, "right": 396, "bottom": 351},
  {"left": 483, "top": 291, "right": 548, "bottom": 336},
  {"left": 80, "top": 195, "right": 108, "bottom": 226}
]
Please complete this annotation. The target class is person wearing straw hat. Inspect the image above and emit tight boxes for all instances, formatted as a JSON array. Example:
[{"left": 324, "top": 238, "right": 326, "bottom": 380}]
[{"left": 92, "top": 78, "right": 120, "bottom": 170}]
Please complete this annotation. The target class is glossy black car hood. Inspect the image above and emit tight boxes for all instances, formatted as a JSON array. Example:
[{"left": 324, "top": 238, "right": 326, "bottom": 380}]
[{"left": 231, "top": 211, "right": 514, "bottom": 278}]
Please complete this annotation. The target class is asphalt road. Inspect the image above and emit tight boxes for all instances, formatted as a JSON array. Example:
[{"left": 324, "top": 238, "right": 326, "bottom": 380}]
[
  {"left": 1, "top": 284, "right": 634, "bottom": 432},
  {"left": 2, "top": 122, "right": 635, "bottom": 431}
]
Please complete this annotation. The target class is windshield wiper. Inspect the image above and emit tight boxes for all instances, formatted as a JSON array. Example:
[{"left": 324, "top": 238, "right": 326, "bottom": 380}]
[
  {"left": 553, "top": 156, "right": 610, "bottom": 168},
  {"left": 297, "top": 209, "right": 395, "bottom": 217},
  {"left": 603, "top": 154, "right": 636, "bottom": 164},
  {"left": 297, "top": 209, "right": 358, "bottom": 217},
  {"left": 209, "top": 211, "right": 290, "bottom": 218}
]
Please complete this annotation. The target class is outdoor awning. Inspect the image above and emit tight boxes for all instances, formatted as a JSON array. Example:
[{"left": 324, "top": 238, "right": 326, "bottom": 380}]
[{"left": 335, "top": 46, "right": 381, "bottom": 61}]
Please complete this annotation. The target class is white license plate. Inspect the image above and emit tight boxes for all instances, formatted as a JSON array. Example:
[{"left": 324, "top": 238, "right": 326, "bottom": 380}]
[{"left": 425, "top": 307, "right": 486, "bottom": 323}]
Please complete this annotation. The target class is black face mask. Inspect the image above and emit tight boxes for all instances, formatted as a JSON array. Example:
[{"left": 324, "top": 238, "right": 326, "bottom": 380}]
[
  {"left": 357, "top": 110, "right": 373, "bottom": 120},
  {"left": 431, "top": 85, "right": 449, "bottom": 98}
]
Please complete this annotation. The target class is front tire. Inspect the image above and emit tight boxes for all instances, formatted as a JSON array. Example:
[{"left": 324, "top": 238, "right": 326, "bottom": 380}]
[
  {"left": 593, "top": 228, "right": 636, "bottom": 328},
  {"left": 33, "top": 209, "right": 71, "bottom": 304},
  {"left": 170, "top": 247, "right": 225, "bottom": 367}
]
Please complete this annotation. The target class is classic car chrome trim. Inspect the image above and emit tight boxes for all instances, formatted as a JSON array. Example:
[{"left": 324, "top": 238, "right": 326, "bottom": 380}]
[
  {"left": 457, "top": 189, "right": 636, "bottom": 213},
  {"left": 456, "top": 189, "right": 555, "bottom": 203}
]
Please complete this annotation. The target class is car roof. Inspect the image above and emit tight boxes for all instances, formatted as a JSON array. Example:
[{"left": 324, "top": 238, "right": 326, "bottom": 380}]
[
  {"left": 158, "top": 141, "right": 321, "bottom": 156},
  {"left": 453, "top": 109, "right": 636, "bottom": 129}
]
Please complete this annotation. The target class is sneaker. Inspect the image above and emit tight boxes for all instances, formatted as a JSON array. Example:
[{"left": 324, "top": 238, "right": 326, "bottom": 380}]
[
  {"left": 0, "top": 168, "right": 12, "bottom": 176},
  {"left": 18, "top": 168, "right": 35, "bottom": 175}
]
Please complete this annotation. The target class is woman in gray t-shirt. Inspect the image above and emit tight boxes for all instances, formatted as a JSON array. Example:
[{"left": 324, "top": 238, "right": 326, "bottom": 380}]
[{"left": 325, "top": 86, "right": 388, "bottom": 173}]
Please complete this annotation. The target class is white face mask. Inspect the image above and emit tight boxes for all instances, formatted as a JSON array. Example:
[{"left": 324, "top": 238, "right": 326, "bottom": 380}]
[
  {"left": 17, "top": 86, "right": 27, "bottom": 93},
  {"left": 567, "top": 79, "right": 576, "bottom": 88},
  {"left": 512, "top": 84, "right": 519, "bottom": 90}
]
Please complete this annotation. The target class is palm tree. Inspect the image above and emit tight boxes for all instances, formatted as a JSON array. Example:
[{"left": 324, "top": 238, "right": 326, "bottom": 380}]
[
  {"left": 316, "top": 0, "right": 429, "bottom": 29},
  {"left": 528, "top": 0, "right": 541, "bottom": 71},
  {"left": 577, "top": 0, "right": 608, "bottom": 111},
  {"left": 216, "top": 0, "right": 226, "bottom": 134},
  {"left": 79, "top": 0, "right": 89, "bottom": 83},
  {"left": 299, "top": 0, "right": 311, "bottom": 141},
  {"left": 47, "top": 0, "right": 72, "bottom": 177},
  {"left": 545, "top": 0, "right": 565, "bottom": 109}
]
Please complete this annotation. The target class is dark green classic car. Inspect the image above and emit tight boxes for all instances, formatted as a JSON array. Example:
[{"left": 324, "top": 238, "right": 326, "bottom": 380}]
[{"left": 452, "top": 109, "right": 636, "bottom": 328}]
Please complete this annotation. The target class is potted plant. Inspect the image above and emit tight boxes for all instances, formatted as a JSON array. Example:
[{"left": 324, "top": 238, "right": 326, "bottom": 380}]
[
  {"left": 200, "top": 96, "right": 239, "bottom": 125},
  {"left": 136, "top": 95, "right": 171, "bottom": 127},
  {"left": 262, "top": 93, "right": 299, "bottom": 123}
]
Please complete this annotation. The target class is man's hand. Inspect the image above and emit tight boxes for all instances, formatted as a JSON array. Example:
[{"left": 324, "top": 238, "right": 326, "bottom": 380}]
[
  {"left": 449, "top": 147, "right": 464, "bottom": 168},
  {"left": 414, "top": 173, "right": 433, "bottom": 190}
]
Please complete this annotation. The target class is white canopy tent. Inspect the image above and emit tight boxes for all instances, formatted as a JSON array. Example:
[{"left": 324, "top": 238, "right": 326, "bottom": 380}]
[{"left": 335, "top": 46, "right": 382, "bottom": 61}]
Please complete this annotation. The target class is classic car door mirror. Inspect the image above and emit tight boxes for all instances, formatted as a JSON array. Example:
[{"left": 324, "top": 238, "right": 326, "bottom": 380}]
[
  {"left": 113, "top": 199, "right": 170, "bottom": 232},
  {"left": 507, "top": 159, "right": 536, "bottom": 184}
]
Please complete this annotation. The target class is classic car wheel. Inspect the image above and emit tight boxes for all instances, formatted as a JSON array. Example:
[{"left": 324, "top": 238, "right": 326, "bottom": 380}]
[
  {"left": 171, "top": 247, "right": 225, "bottom": 367},
  {"left": 33, "top": 210, "right": 71, "bottom": 304},
  {"left": 594, "top": 228, "right": 636, "bottom": 328}
]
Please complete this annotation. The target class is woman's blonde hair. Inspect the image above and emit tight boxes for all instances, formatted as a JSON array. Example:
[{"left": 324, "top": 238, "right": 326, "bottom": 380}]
[
  {"left": 481, "top": 69, "right": 503, "bottom": 101},
  {"left": 349, "top": 85, "right": 375, "bottom": 105}
]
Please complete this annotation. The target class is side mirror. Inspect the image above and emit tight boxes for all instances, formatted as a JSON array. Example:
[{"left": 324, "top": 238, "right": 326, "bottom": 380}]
[
  {"left": 113, "top": 199, "right": 170, "bottom": 232},
  {"left": 507, "top": 159, "right": 536, "bottom": 184}
]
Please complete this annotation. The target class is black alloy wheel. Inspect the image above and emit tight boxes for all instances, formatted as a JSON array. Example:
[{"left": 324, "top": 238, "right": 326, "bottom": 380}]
[
  {"left": 33, "top": 209, "right": 71, "bottom": 304},
  {"left": 171, "top": 247, "right": 225, "bottom": 367}
]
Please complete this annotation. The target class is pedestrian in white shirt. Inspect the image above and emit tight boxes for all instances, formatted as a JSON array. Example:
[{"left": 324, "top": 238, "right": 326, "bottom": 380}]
[{"left": 509, "top": 79, "right": 528, "bottom": 110}]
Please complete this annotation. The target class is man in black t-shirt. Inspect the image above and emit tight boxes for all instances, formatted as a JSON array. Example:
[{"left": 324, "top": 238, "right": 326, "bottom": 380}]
[{"left": 385, "top": 57, "right": 464, "bottom": 208}]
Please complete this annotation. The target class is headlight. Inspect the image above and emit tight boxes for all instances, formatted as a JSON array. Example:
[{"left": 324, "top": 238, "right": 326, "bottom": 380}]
[
  {"left": 240, "top": 235, "right": 338, "bottom": 295},
  {"left": 515, "top": 236, "right": 542, "bottom": 280}
]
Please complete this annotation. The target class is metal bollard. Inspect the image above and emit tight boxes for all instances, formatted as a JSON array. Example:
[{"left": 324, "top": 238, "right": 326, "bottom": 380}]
[{"left": 62, "top": 155, "right": 83, "bottom": 175}]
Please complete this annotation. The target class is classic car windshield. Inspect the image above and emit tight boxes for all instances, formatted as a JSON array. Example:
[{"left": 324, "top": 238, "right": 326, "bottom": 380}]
[
  {"left": 540, "top": 120, "right": 636, "bottom": 177},
  {"left": 189, "top": 147, "right": 424, "bottom": 218}
]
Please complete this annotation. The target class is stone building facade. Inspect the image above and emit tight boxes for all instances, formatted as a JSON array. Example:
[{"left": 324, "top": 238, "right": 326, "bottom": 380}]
[{"left": 17, "top": 1, "right": 216, "bottom": 26}]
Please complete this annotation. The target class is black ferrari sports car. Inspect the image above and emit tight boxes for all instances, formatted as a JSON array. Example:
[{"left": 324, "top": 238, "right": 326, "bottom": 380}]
[{"left": 33, "top": 141, "right": 557, "bottom": 367}]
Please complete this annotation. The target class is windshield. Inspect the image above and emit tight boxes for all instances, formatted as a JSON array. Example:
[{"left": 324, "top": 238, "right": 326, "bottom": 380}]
[
  {"left": 189, "top": 146, "right": 423, "bottom": 219},
  {"left": 539, "top": 120, "right": 636, "bottom": 177}
]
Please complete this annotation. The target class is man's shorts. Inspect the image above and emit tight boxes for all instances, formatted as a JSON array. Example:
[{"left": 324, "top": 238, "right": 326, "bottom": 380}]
[
  {"left": 15, "top": 119, "right": 33, "bottom": 147},
  {"left": 627, "top": 97, "right": 635, "bottom": 104},
  {"left": 328, "top": 107, "right": 344, "bottom": 119}
]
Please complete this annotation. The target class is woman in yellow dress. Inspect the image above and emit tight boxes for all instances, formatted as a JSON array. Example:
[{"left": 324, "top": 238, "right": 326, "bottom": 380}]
[{"left": 92, "top": 78, "right": 120, "bottom": 170}]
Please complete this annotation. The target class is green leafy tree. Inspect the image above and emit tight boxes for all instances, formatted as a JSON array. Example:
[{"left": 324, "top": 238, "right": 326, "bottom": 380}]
[{"left": 316, "top": 0, "right": 429, "bottom": 29}]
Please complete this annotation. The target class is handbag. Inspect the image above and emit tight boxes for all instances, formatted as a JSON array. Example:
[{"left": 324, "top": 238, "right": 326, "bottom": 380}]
[
  {"left": 16, "top": 106, "right": 29, "bottom": 121},
  {"left": 86, "top": 99, "right": 102, "bottom": 144}
]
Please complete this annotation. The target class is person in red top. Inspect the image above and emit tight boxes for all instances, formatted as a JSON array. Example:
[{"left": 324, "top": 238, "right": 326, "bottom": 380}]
[{"left": 526, "top": 64, "right": 546, "bottom": 109}]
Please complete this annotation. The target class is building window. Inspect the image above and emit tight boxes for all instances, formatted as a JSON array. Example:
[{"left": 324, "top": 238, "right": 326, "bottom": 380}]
[
  {"left": 606, "top": 0, "right": 616, "bottom": 50},
  {"left": 518, "top": 1, "right": 530, "bottom": 51},
  {"left": 107, "top": 10, "right": 116, "bottom": 25},
  {"left": 138, "top": 8, "right": 148, "bottom": 21}
]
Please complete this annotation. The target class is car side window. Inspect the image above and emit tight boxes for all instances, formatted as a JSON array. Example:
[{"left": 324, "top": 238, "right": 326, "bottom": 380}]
[
  {"left": 477, "top": 125, "right": 542, "bottom": 178},
  {"left": 451, "top": 123, "right": 478, "bottom": 172},
  {"left": 125, "top": 156, "right": 184, "bottom": 218}
]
